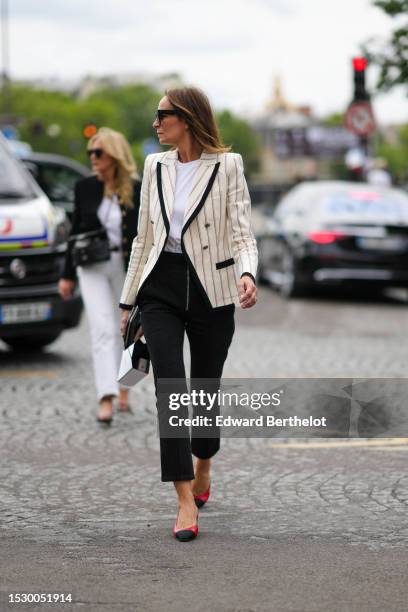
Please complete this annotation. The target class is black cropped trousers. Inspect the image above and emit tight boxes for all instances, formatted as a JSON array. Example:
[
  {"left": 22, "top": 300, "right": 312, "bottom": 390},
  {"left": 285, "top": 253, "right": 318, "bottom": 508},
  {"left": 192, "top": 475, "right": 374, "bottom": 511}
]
[{"left": 137, "top": 250, "right": 235, "bottom": 482}]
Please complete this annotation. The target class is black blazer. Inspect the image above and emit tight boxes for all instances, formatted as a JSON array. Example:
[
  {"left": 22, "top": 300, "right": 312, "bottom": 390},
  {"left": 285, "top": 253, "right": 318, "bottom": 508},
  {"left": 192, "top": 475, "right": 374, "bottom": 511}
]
[{"left": 61, "top": 175, "right": 141, "bottom": 281}]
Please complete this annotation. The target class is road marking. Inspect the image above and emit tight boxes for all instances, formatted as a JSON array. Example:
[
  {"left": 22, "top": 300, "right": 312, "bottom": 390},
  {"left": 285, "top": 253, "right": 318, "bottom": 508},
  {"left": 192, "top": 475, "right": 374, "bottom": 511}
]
[
  {"left": 366, "top": 446, "right": 408, "bottom": 452},
  {"left": 0, "top": 370, "right": 62, "bottom": 378},
  {"left": 267, "top": 438, "right": 408, "bottom": 449}
]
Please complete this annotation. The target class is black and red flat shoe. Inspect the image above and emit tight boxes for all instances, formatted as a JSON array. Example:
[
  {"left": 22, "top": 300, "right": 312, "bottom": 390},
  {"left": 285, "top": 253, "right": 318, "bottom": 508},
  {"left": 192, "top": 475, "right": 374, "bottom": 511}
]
[{"left": 193, "top": 483, "right": 211, "bottom": 508}]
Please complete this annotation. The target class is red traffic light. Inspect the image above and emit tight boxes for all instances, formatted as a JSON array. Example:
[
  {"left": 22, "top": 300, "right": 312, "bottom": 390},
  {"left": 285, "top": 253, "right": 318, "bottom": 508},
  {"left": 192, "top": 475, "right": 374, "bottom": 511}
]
[{"left": 353, "top": 57, "right": 367, "bottom": 72}]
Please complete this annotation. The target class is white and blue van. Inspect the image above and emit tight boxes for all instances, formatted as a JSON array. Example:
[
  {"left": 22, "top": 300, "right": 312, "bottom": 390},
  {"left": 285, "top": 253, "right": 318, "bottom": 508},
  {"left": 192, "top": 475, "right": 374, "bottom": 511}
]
[{"left": 0, "top": 134, "right": 82, "bottom": 349}]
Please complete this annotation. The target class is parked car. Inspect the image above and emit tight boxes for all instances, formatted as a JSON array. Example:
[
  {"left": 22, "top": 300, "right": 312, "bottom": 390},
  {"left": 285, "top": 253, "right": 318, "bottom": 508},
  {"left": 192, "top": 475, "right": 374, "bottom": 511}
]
[
  {"left": 18, "top": 152, "right": 91, "bottom": 219},
  {"left": 257, "top": 181, "right": 408, "bottom": 297},
  {"left": 0, "top": 134, "right": 82, "bottom": 349}
]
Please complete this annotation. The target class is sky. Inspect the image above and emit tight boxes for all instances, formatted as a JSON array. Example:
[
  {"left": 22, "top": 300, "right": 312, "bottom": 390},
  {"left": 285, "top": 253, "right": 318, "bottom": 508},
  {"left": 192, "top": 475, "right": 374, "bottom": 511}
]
[{"left": 4, "top": 0, "right": 408, "bottom": 124}]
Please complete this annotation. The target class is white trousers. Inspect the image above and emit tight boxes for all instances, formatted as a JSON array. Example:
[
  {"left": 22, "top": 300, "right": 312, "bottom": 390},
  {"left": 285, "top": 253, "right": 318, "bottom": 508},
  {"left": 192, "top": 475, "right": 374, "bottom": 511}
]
[{"left": 77, "top": 252, "right": 126, "bottom": 401}]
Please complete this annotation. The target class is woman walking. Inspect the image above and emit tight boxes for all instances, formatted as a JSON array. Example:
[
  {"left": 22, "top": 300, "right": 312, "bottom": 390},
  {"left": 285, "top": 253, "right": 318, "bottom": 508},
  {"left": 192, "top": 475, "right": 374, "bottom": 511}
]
[
  {"left": 119, "top": 87, "right": 258, "bottom": 541},
  {"left": 59, "top": 127, "right": 141, "bottom": 424}
]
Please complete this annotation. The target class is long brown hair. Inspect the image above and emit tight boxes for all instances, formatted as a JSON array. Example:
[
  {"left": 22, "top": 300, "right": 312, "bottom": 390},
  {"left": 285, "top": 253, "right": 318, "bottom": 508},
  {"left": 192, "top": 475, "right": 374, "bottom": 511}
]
[
  {"left": 88, "top": 127, "right": 138, "bottom": 208},
  {"left": 165, "top": 86, "right": 230, "bottom": 153}
]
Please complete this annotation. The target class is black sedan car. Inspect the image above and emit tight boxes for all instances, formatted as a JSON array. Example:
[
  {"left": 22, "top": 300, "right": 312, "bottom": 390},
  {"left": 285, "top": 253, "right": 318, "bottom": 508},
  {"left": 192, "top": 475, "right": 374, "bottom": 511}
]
[{"left": 257, "top": 181, "right": 408, "bottom": 297}]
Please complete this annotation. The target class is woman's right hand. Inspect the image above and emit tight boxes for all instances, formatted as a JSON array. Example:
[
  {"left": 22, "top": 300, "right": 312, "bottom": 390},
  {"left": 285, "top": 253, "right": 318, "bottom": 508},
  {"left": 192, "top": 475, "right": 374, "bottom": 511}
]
[{"left": 58, "top": 278, "right": 75, "bottom": 301}]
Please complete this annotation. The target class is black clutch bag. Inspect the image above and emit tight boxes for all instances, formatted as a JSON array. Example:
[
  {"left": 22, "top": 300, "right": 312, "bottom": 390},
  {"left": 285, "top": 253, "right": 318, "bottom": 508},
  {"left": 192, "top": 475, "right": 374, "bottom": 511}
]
[
  {"left": 123, "top": 305, "right": 142, "bottom": 349},
  {"left": 70, "top": 228, "right": 111, "bottom": 267}
]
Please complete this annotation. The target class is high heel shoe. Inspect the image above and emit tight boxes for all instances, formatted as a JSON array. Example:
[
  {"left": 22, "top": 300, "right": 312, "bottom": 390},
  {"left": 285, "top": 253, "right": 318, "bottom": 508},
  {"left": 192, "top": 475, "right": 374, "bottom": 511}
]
[
  {"left": 173, "top": 509, "right": 199, "bottom": 542},
  {"left": 193, "top": 483, "right": 210, "bottom": 508}
]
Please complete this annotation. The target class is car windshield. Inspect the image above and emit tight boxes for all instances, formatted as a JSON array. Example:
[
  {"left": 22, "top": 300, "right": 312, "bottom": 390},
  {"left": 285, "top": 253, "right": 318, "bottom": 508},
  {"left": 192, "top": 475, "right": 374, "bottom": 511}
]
[
  {"left": 0, "top": 140, "right": 37, "bottom": 200},
  {"left": 320, "top": 188, "right": 408, "bottom": 221}
]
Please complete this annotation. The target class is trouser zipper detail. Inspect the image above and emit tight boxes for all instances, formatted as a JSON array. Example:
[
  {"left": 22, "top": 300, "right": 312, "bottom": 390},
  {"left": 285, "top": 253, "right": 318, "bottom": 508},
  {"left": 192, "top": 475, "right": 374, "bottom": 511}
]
[{"left": 186, "top": 264, "right": 190, "bottom": 311}]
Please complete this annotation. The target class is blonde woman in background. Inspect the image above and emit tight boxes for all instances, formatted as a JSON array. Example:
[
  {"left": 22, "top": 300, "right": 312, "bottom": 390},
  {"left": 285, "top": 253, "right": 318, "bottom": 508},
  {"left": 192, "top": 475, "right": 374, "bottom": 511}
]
[{"left": 59, "top": 128, "right": 141, "bottom": 424}]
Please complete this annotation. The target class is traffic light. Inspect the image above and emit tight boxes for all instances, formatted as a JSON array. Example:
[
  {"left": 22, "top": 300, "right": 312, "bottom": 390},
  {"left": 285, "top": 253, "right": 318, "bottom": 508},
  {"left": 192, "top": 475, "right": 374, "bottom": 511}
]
[{"left": 353, "top": 57, "right": 369, "bottom": 102}]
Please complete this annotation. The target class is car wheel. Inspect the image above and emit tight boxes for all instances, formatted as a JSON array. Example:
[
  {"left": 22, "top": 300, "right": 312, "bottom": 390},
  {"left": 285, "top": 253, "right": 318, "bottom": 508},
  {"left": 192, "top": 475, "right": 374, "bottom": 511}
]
[
  {"left": 255, "top": 237, "right": 270, "bottom": 286},
  {"left": 3, "top": 332, "right": 61, "bottom": 351},
  {"left": 279, "top": 249, "right": 306, "bottom": 298},
  {"left": 256, "top": 265, "right": 269, "bottom": 286}
]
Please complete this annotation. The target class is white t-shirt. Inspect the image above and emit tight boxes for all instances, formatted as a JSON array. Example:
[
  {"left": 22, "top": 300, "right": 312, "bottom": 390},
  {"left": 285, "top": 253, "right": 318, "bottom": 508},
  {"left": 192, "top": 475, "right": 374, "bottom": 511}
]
[
  {"left": 164, "top": 159, "right": 200, "bottom": 253},
  {"left": 97, "top": 194, "right": 122, "bottom": 249}
]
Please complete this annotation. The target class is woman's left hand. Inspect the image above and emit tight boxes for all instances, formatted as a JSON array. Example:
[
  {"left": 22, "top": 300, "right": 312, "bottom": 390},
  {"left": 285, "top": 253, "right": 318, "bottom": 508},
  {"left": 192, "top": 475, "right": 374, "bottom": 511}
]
[{"left": 238, "top": 275, "right": 257, "bottom": 308}]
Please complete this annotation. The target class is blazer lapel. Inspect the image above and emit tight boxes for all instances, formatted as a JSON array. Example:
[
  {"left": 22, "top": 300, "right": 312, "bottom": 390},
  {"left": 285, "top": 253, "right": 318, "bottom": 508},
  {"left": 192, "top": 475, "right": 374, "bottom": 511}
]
[
  {"left": 158, "top": 150, "right": 177, "bottom": 224},
  {"left": 158, "top": 149, "right": 219, "bottom": 232},
  {"left": 183, "top": 152, "right": 219, "bottom": 227}
]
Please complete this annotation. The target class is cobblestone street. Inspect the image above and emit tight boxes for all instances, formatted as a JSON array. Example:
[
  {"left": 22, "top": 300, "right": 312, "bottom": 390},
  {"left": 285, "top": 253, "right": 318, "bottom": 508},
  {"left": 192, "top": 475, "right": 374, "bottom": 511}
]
[{"left": 2, "top": 287, "right": 408, "bottom": 611}]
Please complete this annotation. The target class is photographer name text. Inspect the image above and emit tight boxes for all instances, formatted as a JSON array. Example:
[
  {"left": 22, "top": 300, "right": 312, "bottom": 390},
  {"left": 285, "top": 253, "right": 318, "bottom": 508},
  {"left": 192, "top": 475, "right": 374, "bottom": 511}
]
[{"left": 168, "top": 415, "right": 327, "bottom": 428}]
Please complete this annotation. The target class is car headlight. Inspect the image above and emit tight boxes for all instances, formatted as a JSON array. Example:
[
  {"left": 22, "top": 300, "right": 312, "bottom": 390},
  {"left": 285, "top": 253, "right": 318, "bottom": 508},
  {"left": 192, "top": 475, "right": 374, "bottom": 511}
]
[{"left": 52, "top": 207, "right": 69, "bottom": 246}]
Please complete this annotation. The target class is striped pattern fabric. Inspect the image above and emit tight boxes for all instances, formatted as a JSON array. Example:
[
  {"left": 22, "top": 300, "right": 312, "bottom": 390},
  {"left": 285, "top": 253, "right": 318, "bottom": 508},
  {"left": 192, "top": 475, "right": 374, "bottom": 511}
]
[{"left": 119, "top": 149, "right": 258, "bottom": 309}]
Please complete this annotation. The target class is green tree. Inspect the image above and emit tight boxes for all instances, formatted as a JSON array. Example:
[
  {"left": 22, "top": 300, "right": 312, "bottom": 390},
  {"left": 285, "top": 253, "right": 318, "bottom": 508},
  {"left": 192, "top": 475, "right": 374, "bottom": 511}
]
[
  {"left": 7, "top": 82, "right": 260, "bottom": 176},
  {"left": 9, "top": 84, "right": 119, "bottom": 163},
  {"left": 217, "top": 110, "right": 260, "bottom": 176},
  {"left": 321, "top": 112, "right": 344, "bottom": 127},
  {"left": 376, "top": 124, "right": 408, "bottom": 181},
  {"left": 87, "top": 84, "right": 161, "bottom": 144},
  {"left": 363, "top": 1, "right": 408, "bottom": 93}
]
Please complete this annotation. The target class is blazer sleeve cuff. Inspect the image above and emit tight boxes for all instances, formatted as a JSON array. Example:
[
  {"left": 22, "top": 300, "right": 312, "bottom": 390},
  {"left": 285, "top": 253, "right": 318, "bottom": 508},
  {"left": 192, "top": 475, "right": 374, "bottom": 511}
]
[
  {"left": 119, "top": 303, "right": 134, "bottom": 311},
  {"left": 240, "top": 272, "right": 256, "bottom": 284}
]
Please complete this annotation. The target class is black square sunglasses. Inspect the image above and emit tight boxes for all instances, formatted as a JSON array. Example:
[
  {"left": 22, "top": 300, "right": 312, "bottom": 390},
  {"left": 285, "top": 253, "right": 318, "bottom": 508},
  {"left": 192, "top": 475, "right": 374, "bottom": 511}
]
[
  {"left": 87, "top": 148, "right": 104, "bottom": 159},
  {"left": 154, "top": 109, "right": 182, "bottom": 123}
]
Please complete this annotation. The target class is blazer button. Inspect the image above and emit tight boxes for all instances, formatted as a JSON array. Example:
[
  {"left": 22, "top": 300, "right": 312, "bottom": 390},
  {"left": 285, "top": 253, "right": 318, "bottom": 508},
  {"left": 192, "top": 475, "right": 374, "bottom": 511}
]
[
  {"left": 205, "top": 223, "right": 211, "bottom": 228},
  {"left": 203, "top": 245, "right": 209, "bottom": 250},
  {"left": 150, "top": 220, "right": 154, "bottom": 224},
  {"left": 123, "top": 224, "right": 127, "bottom": 229}
]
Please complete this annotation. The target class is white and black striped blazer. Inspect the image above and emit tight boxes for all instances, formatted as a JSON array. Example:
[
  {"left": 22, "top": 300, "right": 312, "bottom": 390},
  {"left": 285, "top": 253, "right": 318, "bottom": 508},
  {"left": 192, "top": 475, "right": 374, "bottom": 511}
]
[{"left": 119, "top": 149, "right": 258, "bottom": 310}]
